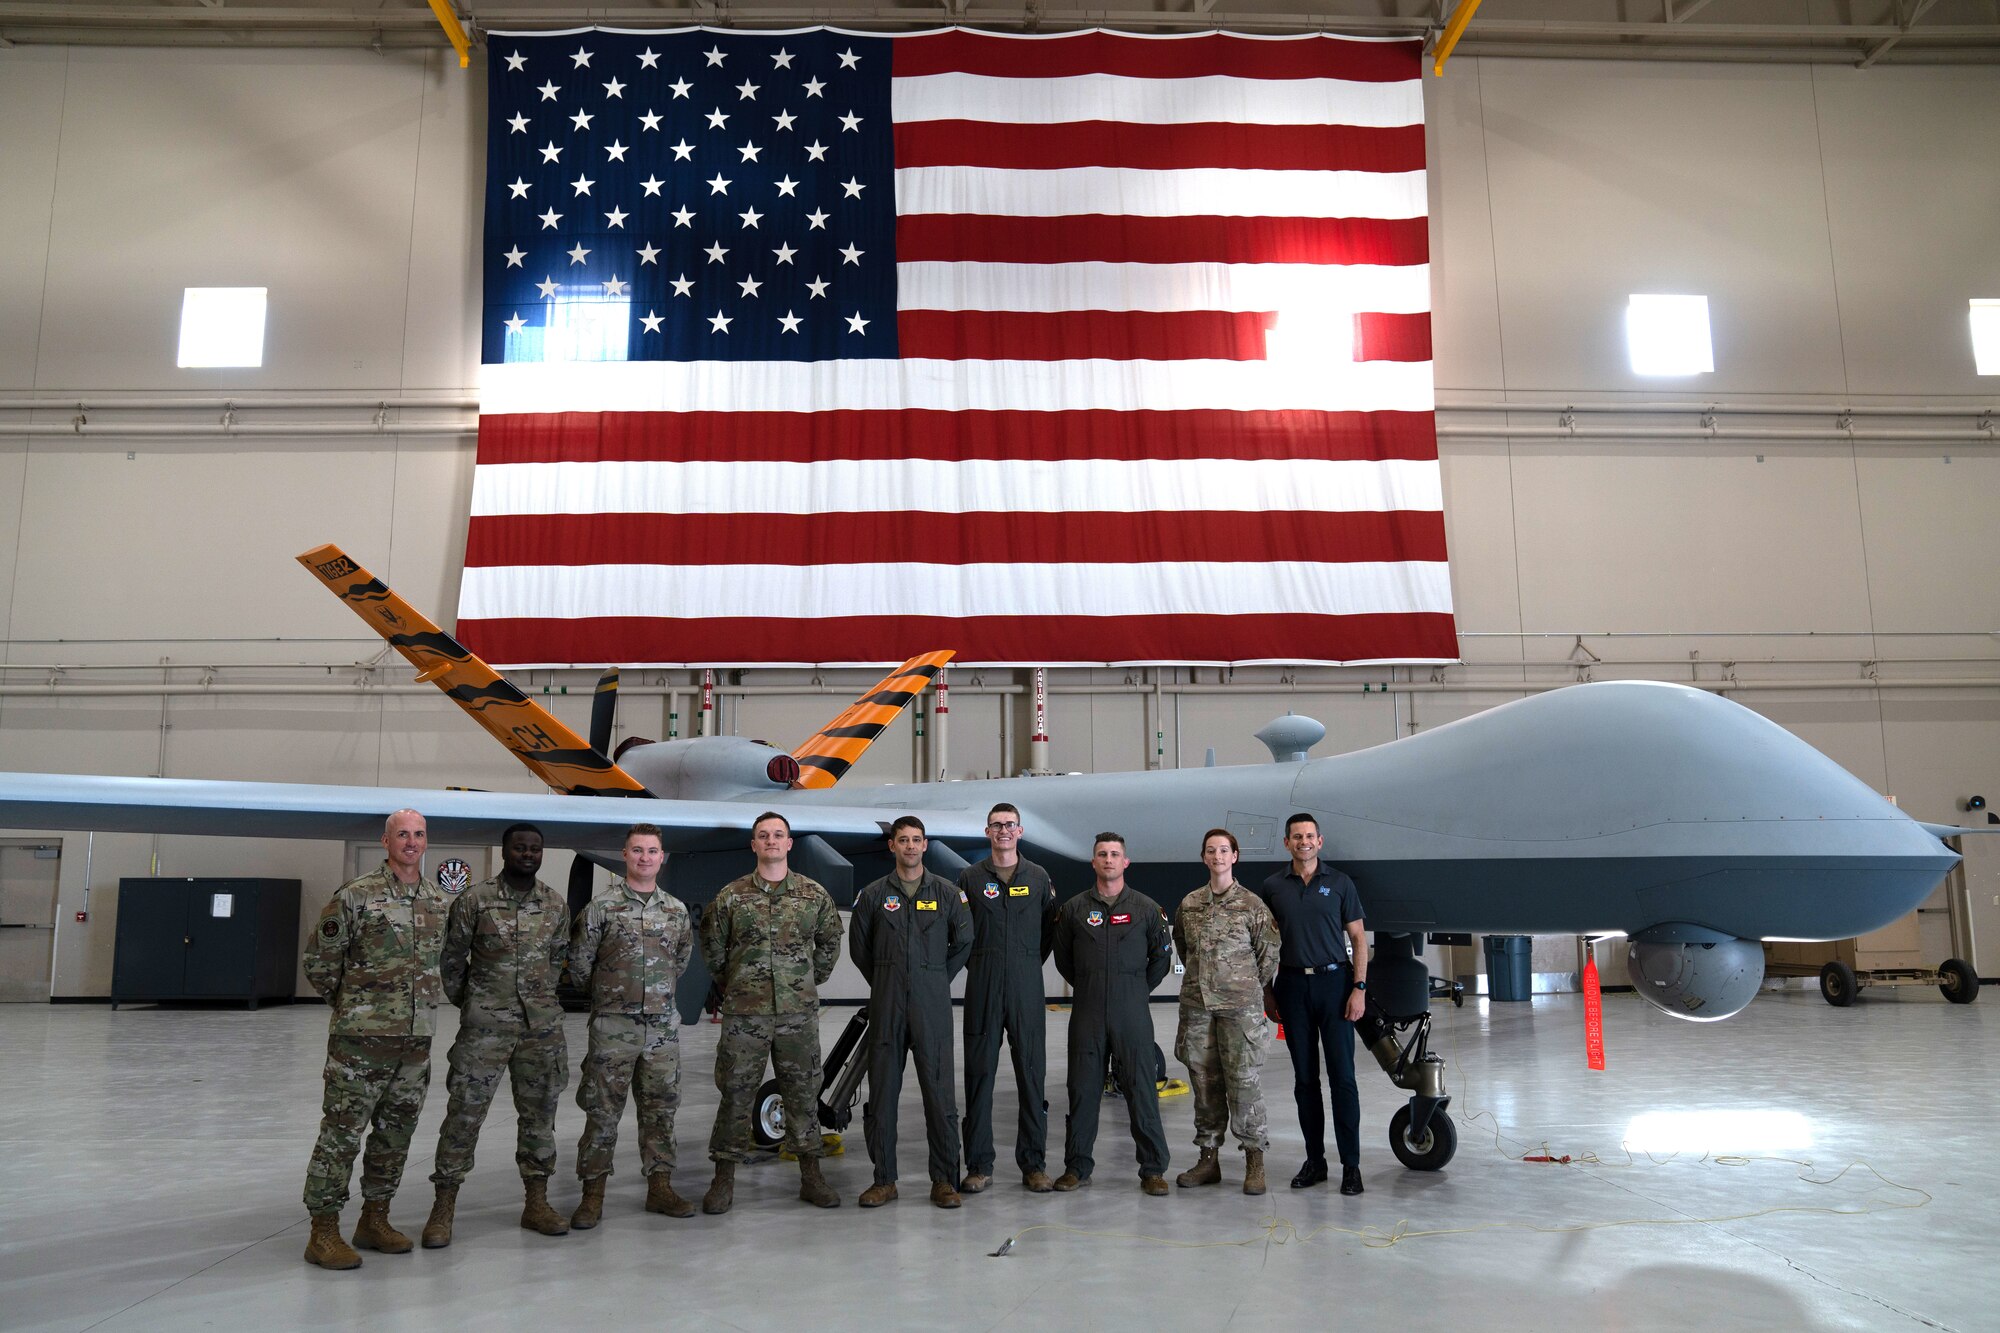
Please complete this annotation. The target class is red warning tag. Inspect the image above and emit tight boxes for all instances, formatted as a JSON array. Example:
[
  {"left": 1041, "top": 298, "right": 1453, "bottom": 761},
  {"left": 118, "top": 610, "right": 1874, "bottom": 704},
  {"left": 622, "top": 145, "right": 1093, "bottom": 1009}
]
[{"left": 1583, "top": 954, "right": 1606, "bottom": 1071}]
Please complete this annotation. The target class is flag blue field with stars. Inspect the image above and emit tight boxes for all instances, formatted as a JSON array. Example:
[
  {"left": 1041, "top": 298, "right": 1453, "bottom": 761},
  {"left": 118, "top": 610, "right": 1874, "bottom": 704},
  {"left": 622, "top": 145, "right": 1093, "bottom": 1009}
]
[{"left": 483, "top": 30, "right": 896, "bottom": 363}]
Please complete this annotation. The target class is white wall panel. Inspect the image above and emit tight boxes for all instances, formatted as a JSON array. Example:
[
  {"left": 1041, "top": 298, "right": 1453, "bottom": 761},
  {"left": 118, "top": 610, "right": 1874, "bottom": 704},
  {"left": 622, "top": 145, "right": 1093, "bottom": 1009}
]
[
  {"left": 1854, "top": 450, "right": 2000, "bottom": 634},
  {"left": 1475, "top": 61, "right": 1847, "bottom": 394},
  {"left": 1424, "top": 59, "right": 1507, "bottom": 392},
  {"left": 0, "top": 48, "right": 67, "bottom": 392}
]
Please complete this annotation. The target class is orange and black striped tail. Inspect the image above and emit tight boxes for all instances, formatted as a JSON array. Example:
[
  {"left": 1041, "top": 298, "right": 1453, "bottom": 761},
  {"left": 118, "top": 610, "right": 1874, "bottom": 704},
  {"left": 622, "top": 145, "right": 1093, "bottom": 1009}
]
[
  {"left": 296, "top": 543, "right": 651, "bottom": 797},
  {"left": 790, "top": 650, "right": 955, "bottom": 790}
]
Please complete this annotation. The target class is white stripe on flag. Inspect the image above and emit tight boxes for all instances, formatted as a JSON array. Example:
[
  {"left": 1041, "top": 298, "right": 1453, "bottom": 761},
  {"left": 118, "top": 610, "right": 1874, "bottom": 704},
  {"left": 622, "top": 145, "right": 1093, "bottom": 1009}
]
[
  {"left": 889, "top": 72, "right": 1424, "bottom": 129},
  {"left": 469, "top": 457, "right": 1445, "bottom": 518},
  {"left": 894, "top": 261, "right": 1431, "bottom": 314},
  {"left": 459, "top": 559, "right": 1456, "bottom": 620},
  {"left": 477, "top": 357, "right": 1435, "bottom": 415},
  {"left": 893, "top": 166, "right": 1427, "bottom": 220}
]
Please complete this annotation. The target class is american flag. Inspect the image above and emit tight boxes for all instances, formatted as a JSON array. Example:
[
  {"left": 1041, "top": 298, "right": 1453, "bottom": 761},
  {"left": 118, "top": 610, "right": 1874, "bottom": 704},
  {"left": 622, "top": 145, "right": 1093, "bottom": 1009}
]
[{"left": 461, "top": 26, "right": 1456, "bottom": 668}]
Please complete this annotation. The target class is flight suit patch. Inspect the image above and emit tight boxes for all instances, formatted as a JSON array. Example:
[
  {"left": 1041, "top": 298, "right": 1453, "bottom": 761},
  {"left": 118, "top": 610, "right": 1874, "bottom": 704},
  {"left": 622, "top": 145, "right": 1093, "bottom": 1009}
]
[
  {"left": 884, "top": 897, "right": 901, "bottom": 913},
  {"left": 1086, "top": 910, "right": 1104, "bottom": 927},
  {"left": 983, "top": 885, "right": 1001, "bottom": 899},
  {"left": 916, "top": 900, "right": 937, "bottom": 911},
  {"left": 1008, "top": 885, "right": 1031, "bottom": 898},
  {"left": 1111, "top": 913, "right": 1132, "bottom": 925}
]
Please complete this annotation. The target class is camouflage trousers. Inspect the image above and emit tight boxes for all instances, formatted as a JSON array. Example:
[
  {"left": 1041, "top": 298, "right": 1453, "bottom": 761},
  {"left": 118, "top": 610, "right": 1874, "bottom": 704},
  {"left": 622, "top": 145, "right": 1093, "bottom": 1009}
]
[
  {"left": 429, "top": 1018, "right": 568, "bottom": 1186},
  {"left": 303, "top": 1035, "right": 433, "bottom": 1214},
  {"left": 576, "top": 1012, "right": 681, "bottom": 1180},
  {"left": 709, "top": 1011, "right": 826, "bottom": 1163},
  {"left": 1175, "top": 1007, "right": 1272, "bottom": 1153}
]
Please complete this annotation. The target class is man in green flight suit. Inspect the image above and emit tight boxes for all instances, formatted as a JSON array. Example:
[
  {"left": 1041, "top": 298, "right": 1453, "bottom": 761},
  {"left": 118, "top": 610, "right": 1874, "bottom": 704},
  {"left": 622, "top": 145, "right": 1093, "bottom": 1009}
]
[
  {"left": 300, "top": 808, "right": 449, "bottom": 1269},
  {"left": 699, "top": 811, "right": 844, "bottom": 1213}
]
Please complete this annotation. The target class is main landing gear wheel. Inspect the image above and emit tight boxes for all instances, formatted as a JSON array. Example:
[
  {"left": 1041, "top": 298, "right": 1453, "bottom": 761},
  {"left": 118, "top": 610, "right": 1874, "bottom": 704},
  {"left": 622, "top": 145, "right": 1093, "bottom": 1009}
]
[
  {"left": 751, "top": 1078, "right": 785, "bottom": 1149},
  {"left": 1389, "top": 1103, "right": 1457, "bottom": 1171},
  {"left": 1819, "top": 960, "right": 1858, "bottom": 1007},
  {"left": 1939, "top": 957, "right": 1980, "bottom": 1004}
]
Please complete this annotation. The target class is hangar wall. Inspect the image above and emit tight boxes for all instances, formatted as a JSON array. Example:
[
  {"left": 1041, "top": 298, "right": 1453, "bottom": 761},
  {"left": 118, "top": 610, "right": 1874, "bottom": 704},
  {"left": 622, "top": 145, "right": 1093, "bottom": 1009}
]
[{"left": 0, "top": 44, "right": 1995, "bottom": 999}]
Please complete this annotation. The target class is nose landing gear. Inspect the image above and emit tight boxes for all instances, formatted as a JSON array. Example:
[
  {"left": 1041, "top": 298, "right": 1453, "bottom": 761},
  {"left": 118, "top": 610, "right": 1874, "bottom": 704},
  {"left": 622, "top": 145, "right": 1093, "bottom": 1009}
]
[{"left": 1358, "top": 931, "right": 1459, "bottom": 1171}]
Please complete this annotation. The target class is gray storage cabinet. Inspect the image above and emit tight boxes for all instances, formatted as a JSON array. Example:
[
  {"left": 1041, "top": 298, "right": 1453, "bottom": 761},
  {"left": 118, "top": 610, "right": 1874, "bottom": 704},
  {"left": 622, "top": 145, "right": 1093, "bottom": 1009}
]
[{"left": 112, "top": 878, "right": 302, "bottom": 1008}]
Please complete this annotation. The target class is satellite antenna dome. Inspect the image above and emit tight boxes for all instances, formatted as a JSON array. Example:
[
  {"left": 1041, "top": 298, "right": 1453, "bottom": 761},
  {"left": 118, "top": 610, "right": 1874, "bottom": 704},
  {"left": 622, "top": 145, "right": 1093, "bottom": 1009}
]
[{"left": 1255, "top": 713, "right": 1327, "bottom": 764}]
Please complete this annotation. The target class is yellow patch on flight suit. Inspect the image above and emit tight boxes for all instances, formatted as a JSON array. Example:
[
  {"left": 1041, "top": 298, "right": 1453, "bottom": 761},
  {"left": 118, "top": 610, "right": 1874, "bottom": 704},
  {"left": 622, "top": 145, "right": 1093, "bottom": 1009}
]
[
  {"left": 1008, "top": 885, "right": 1030, "bottom": 897},
  {"left": 916, "top": 900, "right": 938, "bottom": 911}
]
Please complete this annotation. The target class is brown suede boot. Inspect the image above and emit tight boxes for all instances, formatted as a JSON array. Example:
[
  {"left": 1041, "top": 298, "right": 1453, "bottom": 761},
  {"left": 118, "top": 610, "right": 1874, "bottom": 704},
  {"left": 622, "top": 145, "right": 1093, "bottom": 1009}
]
[
  {"left": 702, "top": 1162, "right": 736, "bottom": 1215},
  {"left": 644, "top": 1171, "right": 697, "bottom": 1219},
  {"left": 929, "top": 1180, "right": 963, "bottom": 1209},
  {"left": 798, "top": 1155, "right": 841, "bottom": 1208},
  {"left": 859, "top": 1181, "right": 898, "bottom": 1208},
  {"left": 571, "top": 1176, "right": 606, "bottom": 1230},
  {"left": 420, "top": 1185, "right": 457, "bottom": 1249},
  {"left": 351, "top": 1200, "right": 413, "bottom": 1254},
  {"left": 1176, "top": 1146, "right": 1221, "bottom": 1188},
  {"left": 303, "top": 1213, "right": 361, "bottom": 1270},
  {"left": 521, "top": 1178, "right": 570, "bottom": 1235},
  {"left": 1243, "top": 1150, "right": 1268, "bottom": 1196},
  {"left": 1140, "top": 1175, "right": 1170, "bottom": 1197}
]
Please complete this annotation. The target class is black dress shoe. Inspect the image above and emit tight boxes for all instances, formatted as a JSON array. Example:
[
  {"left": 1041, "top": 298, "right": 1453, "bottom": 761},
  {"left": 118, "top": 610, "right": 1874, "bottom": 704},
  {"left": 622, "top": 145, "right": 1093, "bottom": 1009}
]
[
  {"left": 1339, "top": 1165, "right": 1364, "bottom": 1196},
  {"left": 1289, "top": 1160, "right": 1328, "bottom": 1190}
]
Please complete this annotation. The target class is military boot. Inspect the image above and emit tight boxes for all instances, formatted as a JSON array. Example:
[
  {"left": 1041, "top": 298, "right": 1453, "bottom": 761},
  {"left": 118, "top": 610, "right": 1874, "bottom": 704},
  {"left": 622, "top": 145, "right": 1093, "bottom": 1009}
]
[
  {"left": 521, "top": 1178, "right": 570, "bottom": 1235},
  {"left": 420, "top": 1185, "right": 457, "bottom": 1249},
  {"left": 645, "top": 1171, "right": 697, "bottom": 1219},
  {"left": 798, "top": 1155, "right": 841, "bottom": 1209},
  {"left": 351, "top": 1200, "right": 413, "bottom": 1254},
  {"left": 303, "top": 1213, "right": 361, "bottom": 1270},
  {"left": 702, "top": 1163, "right": 736, "bottom": 1215},
  {"left": 1140, "top": 1175, "right": 1170, "bottom": 1197},
  {"left": 571, "top": 1177, "right": 607, "bottom": 1230},
  {"left": 1176, "top": 1146, "right": 1222, "bottom": 1188},
  {"left": 1243, "top": 1151, "right": 1268, "bottom": 1196}
]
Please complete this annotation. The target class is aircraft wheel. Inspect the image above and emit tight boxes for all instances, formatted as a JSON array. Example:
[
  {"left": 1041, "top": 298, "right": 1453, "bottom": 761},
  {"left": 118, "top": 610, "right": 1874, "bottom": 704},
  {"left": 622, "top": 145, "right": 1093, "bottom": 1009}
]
[
  {"left": 751, "top": 1078, "right": 785, "bottom": 1149},
  {"left": 1819, "top": 961, "right": 1858, "bottom": 1007},
  {"left": 1938, "top": 958, "right": 1980, "bottom": 1005},
  {"left": 1389, "top": 1104, "right": 1456, "bottom": 1172}
]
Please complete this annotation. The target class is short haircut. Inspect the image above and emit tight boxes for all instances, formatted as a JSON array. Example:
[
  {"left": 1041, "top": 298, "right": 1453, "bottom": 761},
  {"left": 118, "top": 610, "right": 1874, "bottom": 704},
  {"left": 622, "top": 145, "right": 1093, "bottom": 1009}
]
[
  {"left": 752, "top": 811, "right": 791, "bottom": 835},
  {"left": 383, "top": 808, "right": 425, "bottom": 836},
  {"left": 987, "top": 802, "right": 1020, "bottom": 822},
  {"left": 624, "top": 822, "right": 664, "bottom": 846},
  {"left": 500, "top": 822, "right": 544, "bottom": 845},
  {"left": 1284, "top": 812, "right": 1321, "bottom": 837},
  {"left": 1093, "top": 831, "right": 1127, "bottom": 852},
  {"left": 1201, "top": 827, "right": 1239, "bottom": 854},
  {"left": 890, "top": 815, "right": 927, "bottom": 838}
]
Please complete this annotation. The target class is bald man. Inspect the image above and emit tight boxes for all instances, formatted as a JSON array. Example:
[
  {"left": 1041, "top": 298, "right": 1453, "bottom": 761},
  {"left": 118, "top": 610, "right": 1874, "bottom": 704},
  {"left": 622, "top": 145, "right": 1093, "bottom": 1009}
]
[{"left": 300, "top": 809, "right": 451, "bottom": 1269}]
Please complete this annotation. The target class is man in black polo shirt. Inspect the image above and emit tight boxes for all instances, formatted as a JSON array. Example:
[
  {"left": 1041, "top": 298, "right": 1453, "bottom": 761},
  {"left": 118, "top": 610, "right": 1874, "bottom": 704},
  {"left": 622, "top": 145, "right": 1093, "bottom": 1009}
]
[{"left": 1257, "top": 813, "right": 1369, "bottom": 1195}]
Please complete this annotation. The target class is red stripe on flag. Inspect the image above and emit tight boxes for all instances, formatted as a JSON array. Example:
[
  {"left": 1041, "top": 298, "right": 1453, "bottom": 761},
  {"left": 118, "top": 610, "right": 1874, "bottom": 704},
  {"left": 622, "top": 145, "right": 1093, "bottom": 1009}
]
[
  {"left": 892, "top": 30, "right": 1422, "bottom": 83},
  {"left": 893, "top": 120, "right": 1427, "bottom": 173},
  {"left": 472, "top": 410, "right": 1440, "bottom": 464},
  {"left": 898, "top": 309, "right": 1276, "bottom": 361},
  {"left": 1355, "top": 312, "right": 1432, "bottom": 362},
  {"left": 892, "top": 214, "right": 1429, "bottom": 266},
  {"left": 463, "top": 510, "right": 1449, "bottom": 569},
  {"left": 456, "top": 611, "right": 1460, "bottom": 667}
]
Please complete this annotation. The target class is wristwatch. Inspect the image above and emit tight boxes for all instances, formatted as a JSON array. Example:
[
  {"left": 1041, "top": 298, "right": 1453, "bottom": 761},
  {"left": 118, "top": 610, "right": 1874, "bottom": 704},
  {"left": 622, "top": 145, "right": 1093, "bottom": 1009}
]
[{"left": 1353, "top": 980, "right": 1367, "bottom": 991}]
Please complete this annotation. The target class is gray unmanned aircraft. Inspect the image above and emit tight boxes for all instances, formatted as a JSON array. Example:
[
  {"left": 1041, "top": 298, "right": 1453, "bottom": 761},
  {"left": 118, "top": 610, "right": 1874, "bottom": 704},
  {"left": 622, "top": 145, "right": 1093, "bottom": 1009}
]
[{"left": 0, "top": 545, "right": 1970, "bottom": 1171}]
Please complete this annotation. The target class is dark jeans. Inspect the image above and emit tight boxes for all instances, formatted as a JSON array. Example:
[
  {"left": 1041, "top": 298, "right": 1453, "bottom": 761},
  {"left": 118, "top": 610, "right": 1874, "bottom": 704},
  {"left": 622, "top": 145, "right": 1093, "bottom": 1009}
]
[{"left": 1273, "top": 967, "right": 1360, "bottom": 1168}]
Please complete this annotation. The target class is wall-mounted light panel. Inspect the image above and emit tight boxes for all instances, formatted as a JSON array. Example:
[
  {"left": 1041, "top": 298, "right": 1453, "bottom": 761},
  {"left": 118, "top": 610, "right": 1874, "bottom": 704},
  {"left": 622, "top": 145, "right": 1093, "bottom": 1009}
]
[
  {"left": 1971, "top": 299, "right": 2000, "bottom": 375},
  {"left": 1626, "top": 293, "right": 1713, "bottom": 377},
  {"left": 177, "top": 287, "right": 267, "bottom": 368}
]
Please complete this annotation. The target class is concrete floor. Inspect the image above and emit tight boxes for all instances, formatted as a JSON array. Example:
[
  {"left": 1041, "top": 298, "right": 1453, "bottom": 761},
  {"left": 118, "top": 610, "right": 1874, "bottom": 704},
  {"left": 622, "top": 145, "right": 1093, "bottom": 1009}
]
[{"left": 1, "top": 988, "right": 1992, "bottom": 1333}]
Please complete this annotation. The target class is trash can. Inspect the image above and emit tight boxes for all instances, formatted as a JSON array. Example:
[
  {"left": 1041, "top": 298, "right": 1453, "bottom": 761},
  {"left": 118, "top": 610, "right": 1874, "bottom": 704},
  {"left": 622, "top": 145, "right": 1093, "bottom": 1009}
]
[{"left": 1483, "top": 935, "right": 1533, "bottom": 1001}]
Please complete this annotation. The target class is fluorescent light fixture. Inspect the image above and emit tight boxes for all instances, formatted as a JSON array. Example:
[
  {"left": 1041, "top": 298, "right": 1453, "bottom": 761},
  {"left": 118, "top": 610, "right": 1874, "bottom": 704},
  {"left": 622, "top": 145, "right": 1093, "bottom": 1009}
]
[
  {"left": 177, "top": 287, "right": 267, "bottom": 368},
  {"left": 1971, "top": 299, "right": 2000, "bottom": 375},
  {"left": 1623, "top": 1109, "right": 1814, "bottom": 1155},
  {"left": 1626, "top": 293, "right": 1713, "bottom": 376}
]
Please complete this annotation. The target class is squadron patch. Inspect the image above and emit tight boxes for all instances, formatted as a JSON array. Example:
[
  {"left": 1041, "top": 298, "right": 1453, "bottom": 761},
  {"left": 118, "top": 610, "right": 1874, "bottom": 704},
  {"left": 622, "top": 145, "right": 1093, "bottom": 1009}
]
[
  {"left": 1086, "top": 910, "right": 1104, "bottom": 927},
  {"left": 438, "top": 857, "right": 473, "bottom": 895},
  {"left": 983, "top": 885, "right": 1001, "bottom": 899},
  {"left": 884, "top": 897, "right": 901, "bottom": 913},
  {"left": 319, "top": 917, "right": 343, "bottom": 939}
]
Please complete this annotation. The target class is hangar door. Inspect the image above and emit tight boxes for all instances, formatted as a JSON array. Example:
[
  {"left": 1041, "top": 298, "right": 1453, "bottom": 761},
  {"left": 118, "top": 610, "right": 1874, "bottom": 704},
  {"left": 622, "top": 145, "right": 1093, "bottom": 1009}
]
[{"left": 0, "top": 840, "right": 60, "bottom": 1002}]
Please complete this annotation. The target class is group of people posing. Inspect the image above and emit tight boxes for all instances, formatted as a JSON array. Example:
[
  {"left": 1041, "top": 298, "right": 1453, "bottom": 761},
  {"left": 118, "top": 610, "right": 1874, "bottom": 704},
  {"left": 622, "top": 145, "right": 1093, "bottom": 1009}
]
[{"left": 297, "top": 803, "right": 1370, "bottom": 1271}]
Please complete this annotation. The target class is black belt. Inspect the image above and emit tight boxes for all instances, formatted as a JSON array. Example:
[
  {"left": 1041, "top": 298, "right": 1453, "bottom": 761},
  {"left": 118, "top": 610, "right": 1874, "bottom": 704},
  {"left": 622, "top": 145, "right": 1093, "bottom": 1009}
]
[{"left": 1281, "top": 963, "right": 1343, "bottom": 975}]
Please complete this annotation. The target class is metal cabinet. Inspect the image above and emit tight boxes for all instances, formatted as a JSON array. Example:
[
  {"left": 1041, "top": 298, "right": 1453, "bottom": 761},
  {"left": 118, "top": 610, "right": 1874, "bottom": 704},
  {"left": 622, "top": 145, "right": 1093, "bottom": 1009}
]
[{"left": 112, "top": 878, "right": 301, "bottom": 1009}]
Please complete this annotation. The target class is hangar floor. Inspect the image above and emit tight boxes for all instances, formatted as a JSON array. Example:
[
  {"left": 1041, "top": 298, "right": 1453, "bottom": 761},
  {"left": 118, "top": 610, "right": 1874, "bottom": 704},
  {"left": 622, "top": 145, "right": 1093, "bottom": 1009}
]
[{"left": 1, "top": 989, "right": 1991, "bottom": 1333}]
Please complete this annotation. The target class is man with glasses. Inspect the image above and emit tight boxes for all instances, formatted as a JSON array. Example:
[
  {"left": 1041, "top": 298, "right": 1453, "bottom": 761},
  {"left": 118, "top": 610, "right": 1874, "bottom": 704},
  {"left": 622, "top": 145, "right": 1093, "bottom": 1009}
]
[{"left": 956, "top": 802, "right": 1059, "bottom": 1194}]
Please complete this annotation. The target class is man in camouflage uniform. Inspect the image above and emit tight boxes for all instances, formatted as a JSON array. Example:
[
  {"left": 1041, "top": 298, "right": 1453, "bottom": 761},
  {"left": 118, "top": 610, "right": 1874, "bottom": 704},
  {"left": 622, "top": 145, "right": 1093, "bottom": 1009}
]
[
  {"left": 566, "top": 823, "right": 695, "bottom": 1229},
  {"left": 850, "top": 816, "right": 974, "bottom": 1209},
  {"left": 300, "top": 808, "right": 449, "bottom": 1270},
  {"left": 420, "top": 823, "right": 571, "bottom": 1247},
  {"left": 699, "top": 811, "right": 844, "bottom": 1213},
  {"left": 1172, "top": 828, "right": 1282, "bottom": 1195}
]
